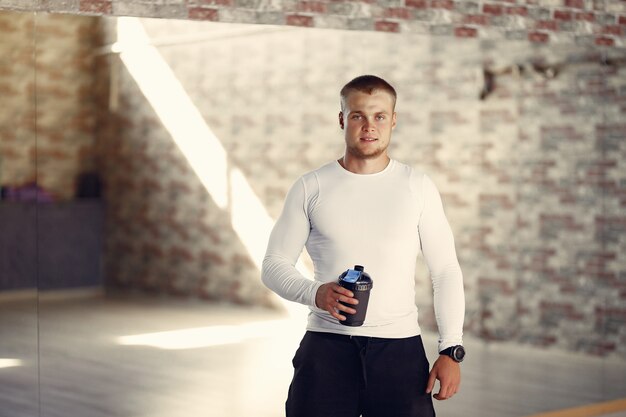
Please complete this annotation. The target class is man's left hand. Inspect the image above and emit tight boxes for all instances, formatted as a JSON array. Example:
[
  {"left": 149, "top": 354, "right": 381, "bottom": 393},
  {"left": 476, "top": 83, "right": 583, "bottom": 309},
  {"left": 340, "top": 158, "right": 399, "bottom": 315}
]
[{"left": 426, "top": 355, "right": 460, "bottom": 400}]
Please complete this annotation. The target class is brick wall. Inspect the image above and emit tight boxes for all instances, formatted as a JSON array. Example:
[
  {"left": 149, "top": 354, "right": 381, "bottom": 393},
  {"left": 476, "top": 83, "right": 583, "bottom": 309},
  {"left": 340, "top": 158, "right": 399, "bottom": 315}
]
[
  {"left": 93, "top": 17, "right": 625, "bottom": 357},
  {"left": 0, "top": 12, "right": 36, "bottom": 190},
  {"left": 0, "top": 12, "right": 99, "bottom": 200},
  {"left": 1, "top": 0, "right": 625, "bottom": 48}
]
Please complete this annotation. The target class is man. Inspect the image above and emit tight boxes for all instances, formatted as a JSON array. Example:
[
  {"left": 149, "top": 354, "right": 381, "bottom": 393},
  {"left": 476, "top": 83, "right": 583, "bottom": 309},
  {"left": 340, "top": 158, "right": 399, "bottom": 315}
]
[{"left": 261, "top": 75, "right": 465, "bottom": 417}]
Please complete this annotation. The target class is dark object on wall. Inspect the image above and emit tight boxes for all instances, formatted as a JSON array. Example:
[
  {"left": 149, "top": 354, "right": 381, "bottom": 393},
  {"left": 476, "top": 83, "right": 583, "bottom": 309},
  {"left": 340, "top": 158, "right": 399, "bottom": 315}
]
[
  {"left": 0, "top": 182, "right": 54, "bottom": 202},
  {"left": 76, "top": 172, "right": 103, "bottom": 199},
  {"left": 480, "top": 54, "right": 626, "bottom": 100},
  {"left": 0, "top": 203, "right": 37, "bottom": 289}
]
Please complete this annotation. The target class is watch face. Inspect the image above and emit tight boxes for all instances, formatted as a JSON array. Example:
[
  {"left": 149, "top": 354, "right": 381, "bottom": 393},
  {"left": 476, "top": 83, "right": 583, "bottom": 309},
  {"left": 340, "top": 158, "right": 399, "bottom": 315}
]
[{"left": 453, "top": 346, "right": 466, "bottom": 362}]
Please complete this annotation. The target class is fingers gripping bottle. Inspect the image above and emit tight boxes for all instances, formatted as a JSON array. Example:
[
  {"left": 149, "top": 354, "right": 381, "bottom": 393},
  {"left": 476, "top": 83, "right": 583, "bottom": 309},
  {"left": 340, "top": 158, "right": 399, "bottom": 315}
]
[{"left": 337, "top": 265, "right": 373, "bottom": 327}]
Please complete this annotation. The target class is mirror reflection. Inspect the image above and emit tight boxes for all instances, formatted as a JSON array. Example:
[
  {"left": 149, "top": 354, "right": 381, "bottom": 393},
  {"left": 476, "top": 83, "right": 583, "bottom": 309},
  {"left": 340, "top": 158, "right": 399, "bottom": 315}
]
[
  {"left": 0, "top": 10, "right": 39, "bottom": 417},
  {"left": 0, "top": 8, "right": 625, "bottom": 417}
]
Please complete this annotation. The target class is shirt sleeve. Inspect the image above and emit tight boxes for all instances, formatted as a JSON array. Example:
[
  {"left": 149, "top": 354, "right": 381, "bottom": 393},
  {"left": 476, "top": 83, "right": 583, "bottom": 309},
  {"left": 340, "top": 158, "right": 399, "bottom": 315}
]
[
  {"left": 261, "top": 177, "right": 323, "bottom": 308},
  {"left": 418, "top": 174, "right": 465, "bottom": 352}
]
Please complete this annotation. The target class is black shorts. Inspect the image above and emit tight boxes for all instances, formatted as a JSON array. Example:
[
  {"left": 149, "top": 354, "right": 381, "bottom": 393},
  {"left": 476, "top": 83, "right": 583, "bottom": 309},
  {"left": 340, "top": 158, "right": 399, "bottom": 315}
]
[{"left": 286, "top": 331, "right": 436, "bottom": 417}]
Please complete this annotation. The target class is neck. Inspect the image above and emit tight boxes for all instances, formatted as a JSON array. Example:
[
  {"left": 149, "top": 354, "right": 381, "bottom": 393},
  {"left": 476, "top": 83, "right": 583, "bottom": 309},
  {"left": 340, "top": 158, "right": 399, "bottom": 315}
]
[{"left": 339, "top": 153, "right": 390, "bottom": 175}]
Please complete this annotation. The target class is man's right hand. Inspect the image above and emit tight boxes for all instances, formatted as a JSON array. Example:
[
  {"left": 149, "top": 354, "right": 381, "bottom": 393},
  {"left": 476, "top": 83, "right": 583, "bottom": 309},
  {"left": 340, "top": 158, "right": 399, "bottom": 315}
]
[{"left": 315, "top": 282, "right": 359, "bottom": 321}]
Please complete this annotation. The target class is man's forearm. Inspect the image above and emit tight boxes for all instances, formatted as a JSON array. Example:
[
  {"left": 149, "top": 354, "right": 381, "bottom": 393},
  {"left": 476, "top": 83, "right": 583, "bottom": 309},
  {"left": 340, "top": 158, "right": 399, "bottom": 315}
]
[
  {"left": 432, "top": 261, "right": 465, "bottom": 352},
  {"left": 261, "top": 254, "right": 321, "bottom": 307}
]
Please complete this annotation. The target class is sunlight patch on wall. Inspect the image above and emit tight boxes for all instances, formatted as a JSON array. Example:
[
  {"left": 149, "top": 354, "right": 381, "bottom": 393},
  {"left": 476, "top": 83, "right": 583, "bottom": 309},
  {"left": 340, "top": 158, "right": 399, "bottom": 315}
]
[
  {"left": 115, "top": 17, "right": 229, "bottom": 210},
  {"left": 229, "top": 167, "right": 274, "bottom": 269},
  {"left": 114, "top": 18, "right": 311, "bottom": 318}
]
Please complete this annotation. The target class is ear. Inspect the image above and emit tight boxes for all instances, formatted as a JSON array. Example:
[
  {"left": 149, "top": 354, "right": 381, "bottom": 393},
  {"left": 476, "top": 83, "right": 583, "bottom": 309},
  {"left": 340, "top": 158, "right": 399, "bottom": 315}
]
[
  {"left": 338, "top": 111, "right": 344, "bottom": 130},
  {"left": 391, "top": 112, "right": 397, "bottom": 130}
]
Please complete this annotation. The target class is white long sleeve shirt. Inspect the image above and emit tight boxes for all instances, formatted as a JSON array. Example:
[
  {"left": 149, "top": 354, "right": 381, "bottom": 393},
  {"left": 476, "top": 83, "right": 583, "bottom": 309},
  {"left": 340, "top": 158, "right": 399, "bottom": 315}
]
[{"left": 261, "top": 159, "right": 464, "bottom": 351}]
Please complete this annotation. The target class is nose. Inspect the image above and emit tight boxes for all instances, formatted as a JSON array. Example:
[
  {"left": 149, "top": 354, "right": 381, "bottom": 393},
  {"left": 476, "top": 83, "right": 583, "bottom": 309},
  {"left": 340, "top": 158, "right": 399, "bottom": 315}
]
[{"left": 362, "top": 118, "right": 375, "bottom": 131}]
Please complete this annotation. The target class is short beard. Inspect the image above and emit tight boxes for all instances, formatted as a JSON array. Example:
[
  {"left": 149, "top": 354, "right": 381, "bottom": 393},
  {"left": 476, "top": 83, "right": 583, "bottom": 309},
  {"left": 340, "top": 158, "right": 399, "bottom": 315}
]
[{"left": 346, "top": 142, "right": 387, "bottom": 160}]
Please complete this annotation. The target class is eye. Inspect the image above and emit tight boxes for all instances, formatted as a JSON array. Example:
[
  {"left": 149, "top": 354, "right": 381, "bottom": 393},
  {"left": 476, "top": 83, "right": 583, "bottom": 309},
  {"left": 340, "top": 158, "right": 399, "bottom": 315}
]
[
  {"left": 376, "top": 115, "right": 386, "bottom": 120},
  {"left": 351, "top": 114, "right": 362, "bottom": 120}
]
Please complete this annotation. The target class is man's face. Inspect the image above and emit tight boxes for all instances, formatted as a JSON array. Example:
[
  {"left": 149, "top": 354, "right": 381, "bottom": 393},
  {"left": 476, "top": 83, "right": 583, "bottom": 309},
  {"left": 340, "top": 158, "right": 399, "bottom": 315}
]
[{"left": 339, "top": 90, "right": 397, "bottom": 160}]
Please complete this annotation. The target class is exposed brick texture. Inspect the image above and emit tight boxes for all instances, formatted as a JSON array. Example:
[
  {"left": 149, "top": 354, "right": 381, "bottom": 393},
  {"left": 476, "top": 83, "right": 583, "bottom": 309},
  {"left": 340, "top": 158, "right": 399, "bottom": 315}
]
[
  {"left": 483, "top": 4, "right": 503, "bottom": 15},
  {"left": 188, "top": 7, "right": 219, "bottom": 20},
  {"left": 406, "top": 0, "right": 428, "bottom": 9},
  {"left": 528, "top": 30, "right": 549, "bottom": 42},
  {"left": 1, "top": 0, "right": 625, "bottom": 48},
  {"left": 96, "top": 18, "right": 626, "bottom": 358},
  {"left": 0, "top": 13, "right": 36, "bottom": 189},
  {"left": 505, "top": 6, "right": 528, "bottom": 16},
  {"left": 286, "top": 14, "right": 313, "bottom": 26},
  {"left": 374, "top": 20, "right": 399, "bottom": 32},
  {"left": 455, "top": 26, "right": 478, "bottom": 37},
  {"left": 0, "top": 12, "right": 98, "bottom": 201},
  {"left": 1, "top": 11, "right": 625, "bottom": 358},
  {"left": 79, "top": 0, "right": 111, "bottom": 14}
]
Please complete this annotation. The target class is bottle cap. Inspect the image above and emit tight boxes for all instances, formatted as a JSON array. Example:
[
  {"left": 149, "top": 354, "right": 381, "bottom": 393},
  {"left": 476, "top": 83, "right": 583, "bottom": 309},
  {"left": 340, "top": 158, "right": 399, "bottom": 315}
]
[{"left": 354, "top": 265, "right": 364, "bottom": 271}]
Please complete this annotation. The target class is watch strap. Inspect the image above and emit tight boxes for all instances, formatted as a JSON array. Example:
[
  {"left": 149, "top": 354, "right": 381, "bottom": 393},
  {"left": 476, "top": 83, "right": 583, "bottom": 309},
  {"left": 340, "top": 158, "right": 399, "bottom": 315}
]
[
  {"left": 439, "top": 345, "right": 465, "bottom": 362},
  {"left": 439, "top": 346, "right": 455, "bottom": 356}
]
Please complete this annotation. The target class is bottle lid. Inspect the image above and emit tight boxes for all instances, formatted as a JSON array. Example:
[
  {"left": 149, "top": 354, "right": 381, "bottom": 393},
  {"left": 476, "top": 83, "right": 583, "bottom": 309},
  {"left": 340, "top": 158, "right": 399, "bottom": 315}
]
[{"left": 354, "top": 265, "right": 364, "bottom": 271}]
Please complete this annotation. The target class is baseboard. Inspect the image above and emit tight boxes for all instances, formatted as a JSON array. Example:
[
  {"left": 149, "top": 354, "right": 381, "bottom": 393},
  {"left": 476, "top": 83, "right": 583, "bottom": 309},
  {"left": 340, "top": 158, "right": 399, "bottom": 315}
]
[
  {"left": 0, "top": 287, "right": 104, "bottom": 303},
  {"left": 0, "top": 288, "right": 37, "bottom": 302},
  {"left": 38, "top": 287, "right": 104, "bottom": 301}
]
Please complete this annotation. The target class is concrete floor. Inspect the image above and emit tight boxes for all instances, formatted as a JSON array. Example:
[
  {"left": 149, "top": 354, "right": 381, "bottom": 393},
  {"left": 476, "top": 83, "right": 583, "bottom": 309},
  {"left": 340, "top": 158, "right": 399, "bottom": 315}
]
[{"left": 1, "top": 293, "right": 625, "bottom": 417}]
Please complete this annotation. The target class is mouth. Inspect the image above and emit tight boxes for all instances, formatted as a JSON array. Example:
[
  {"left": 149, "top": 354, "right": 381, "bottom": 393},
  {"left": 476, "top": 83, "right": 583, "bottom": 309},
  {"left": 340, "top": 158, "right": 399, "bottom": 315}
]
[{"left": 360, "top": 137, "right": 378, "bottom": 142}]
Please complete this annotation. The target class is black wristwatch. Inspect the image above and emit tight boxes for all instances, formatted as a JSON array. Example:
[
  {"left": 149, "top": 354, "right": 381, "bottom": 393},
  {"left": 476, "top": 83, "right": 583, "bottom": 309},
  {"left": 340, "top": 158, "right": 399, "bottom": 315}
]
[{"left": 439, "top": 345, "right": 465, "bottom": 363}]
